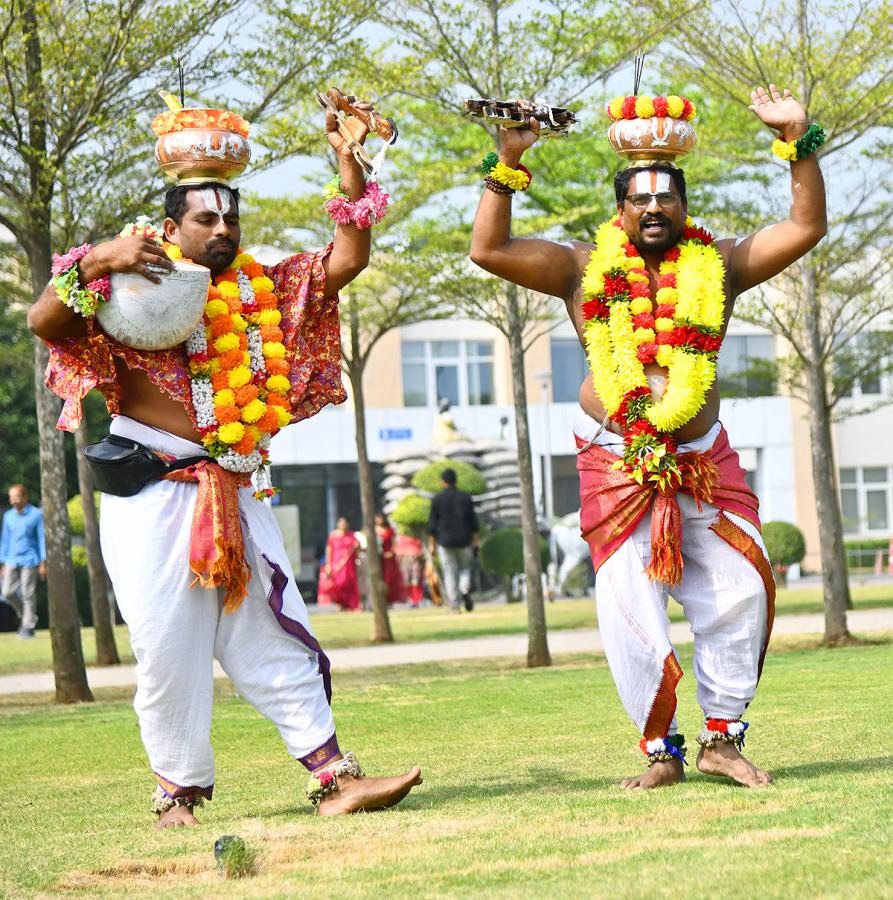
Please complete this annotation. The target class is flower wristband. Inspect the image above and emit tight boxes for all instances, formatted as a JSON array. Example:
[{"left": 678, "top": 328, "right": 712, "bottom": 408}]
[
  {"left": 481, "top": 152, "right": 532, "bottom": 191},
  {"left": 50, "top": 243, "right": 111, "bottom": 318},
  {"left": 772, "top": 123, "right": 825, "bottom": 162},
  {"left": 323, "top": 177, "right": 390, "bottom": 229}
]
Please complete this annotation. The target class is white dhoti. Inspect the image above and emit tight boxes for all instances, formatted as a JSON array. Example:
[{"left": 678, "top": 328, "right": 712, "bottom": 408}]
[
  {"left": 100, "top": 417, "right": 337, "bottom": 797},
  {"left": 574, "top": 415, "right": 773, "bottom": 740}
]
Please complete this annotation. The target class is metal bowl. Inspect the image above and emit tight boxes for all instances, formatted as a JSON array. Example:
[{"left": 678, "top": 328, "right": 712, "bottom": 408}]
[
  {"left": 155, "top": 128, "right": 251, "bottom": 184},
  {"left": 97, "top": 261, "right": 210, "bottom": 350},
  {"left": 608, "top": 116, "right": 696, "bottom": 165}
]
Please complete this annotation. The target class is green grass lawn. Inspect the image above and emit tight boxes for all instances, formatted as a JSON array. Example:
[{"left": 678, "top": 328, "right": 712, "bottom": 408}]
[
  {"left": 2, "top": 582, "right": 892, "bottom": 677},
  {"left": 1, "top": 636, "right": 891, "bottom": 897}
]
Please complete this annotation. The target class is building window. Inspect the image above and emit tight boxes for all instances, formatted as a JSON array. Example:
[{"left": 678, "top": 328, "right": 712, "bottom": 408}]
[
  {"left": 717, "top": 334, "right": 776, "bottom": 398},
  {"left": 402, "top": 339, "right": 494, "bottom": 407},
  {"left": 839, "top": 466, "right": 890, "bottom": 535},
  {"left": 551, "top": 338, "right": 589, "bottom": 403},
  {"left": 837, "top": 332, "right": 890, "bottom": 398}
]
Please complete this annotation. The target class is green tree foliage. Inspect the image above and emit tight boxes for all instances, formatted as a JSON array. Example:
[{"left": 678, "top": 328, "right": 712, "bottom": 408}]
[
  {"left": 390, "top": 493, "right": 431, "bottom": 533},
  {"left": 480, "top": 527, "right": 548, "bottom": 602},
  {"left": 66, "top": 492, "right": 101, "bottom": 538},
  {"left": 762, "top": 521, "right": 807, "bottom": 567},
  {"left": 0, "top": 281, "right": 39, "bottom": 497},
  {"left": 411, "top": 459, "right": 487, "bottom": 495}
]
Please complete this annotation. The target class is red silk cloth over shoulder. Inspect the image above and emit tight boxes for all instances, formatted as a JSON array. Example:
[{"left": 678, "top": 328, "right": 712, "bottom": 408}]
[
  {"left": 43, "top": 245, "right": 346, "bottom": 432},
  {"left": 576, "top": 426, "right": 761, "bottom": 585}
]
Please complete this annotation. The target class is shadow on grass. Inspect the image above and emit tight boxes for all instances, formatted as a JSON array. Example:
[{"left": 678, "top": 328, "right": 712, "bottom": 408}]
[{"left": 771, "top": 755, "right": 893, "bottom": 781}]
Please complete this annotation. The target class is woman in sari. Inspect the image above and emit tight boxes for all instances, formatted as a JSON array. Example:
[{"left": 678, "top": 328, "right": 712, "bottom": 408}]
[
  {"left": 375, "top": 513, "right": 405, "bottom": 605},
  {"left": 317, "top": 517, "right": 361, "bottom": 611},
  {"left": 394, "top": 531, "right": 424, "bottom": 606}
]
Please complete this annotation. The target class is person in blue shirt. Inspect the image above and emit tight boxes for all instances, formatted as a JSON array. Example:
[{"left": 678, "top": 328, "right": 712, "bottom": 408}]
[{"left": 0, "top": 484, "right": 46, "bottom": 639}]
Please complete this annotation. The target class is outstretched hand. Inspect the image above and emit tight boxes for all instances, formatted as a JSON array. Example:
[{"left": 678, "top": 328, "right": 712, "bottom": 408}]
[{"left": 749, "top": 84, "right": 808, "bottom": 141}]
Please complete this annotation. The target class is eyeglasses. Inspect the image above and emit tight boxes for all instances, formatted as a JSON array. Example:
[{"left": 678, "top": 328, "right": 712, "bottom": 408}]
[{"left": 624, "top": 192, "right": 681, "bottom": 210}]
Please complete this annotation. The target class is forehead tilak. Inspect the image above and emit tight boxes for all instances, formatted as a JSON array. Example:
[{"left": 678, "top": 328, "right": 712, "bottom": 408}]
[
  {"left": 198, "top": 186, "right": 232, "bottom": 218},
  {"left": 632, "top": 170, "right": 672, "bottom": 194}
]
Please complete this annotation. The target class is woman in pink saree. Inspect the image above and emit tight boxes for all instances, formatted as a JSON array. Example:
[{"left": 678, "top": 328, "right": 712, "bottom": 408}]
[{"left": 317, "top": 517, "right": 361, "bottom": 611}]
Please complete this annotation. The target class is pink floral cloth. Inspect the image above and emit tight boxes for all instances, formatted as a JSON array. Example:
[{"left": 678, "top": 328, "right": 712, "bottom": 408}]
[{"left": 43, "top": 244, "right": 346, "bottom": 431}]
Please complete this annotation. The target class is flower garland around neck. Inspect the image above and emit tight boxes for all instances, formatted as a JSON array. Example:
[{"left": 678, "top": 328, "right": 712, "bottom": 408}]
[
  {"left": 161, "top": 241, "right": 293, "bottom": 484},
  {"left": 580, "top": 215, "right": 725, "bottom": 490},
  {"left": 117, "top": 220, "right": 291, "bottom": 489}
]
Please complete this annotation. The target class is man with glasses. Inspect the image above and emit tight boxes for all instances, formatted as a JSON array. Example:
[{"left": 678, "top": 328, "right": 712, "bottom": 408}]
[{"left": 469, "top": 86, "right": 826, "bottom": 790}]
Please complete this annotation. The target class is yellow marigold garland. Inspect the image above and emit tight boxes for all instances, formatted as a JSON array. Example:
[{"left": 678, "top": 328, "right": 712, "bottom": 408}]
[{"left": 579, "top": 215, "right": 725, "bottom": 487}]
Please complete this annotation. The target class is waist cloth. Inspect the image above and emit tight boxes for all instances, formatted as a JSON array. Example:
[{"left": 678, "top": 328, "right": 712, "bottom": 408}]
[
  {"left": 574, "top": 416, "right": 763, "bottom": 586},
  {"left": 104, "top": 415, "right": 331, "bottom": 700}
]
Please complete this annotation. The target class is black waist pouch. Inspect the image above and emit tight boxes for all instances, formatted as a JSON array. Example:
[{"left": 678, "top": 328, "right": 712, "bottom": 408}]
[{"left": 82, "top": 433, "right": 208, "bottom": 497}]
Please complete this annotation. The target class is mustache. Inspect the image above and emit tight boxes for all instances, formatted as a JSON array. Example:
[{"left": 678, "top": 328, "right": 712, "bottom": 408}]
[
  {"left": 641, "top": 215, "right": 670, "bottom": 226},
  {"left": 207, "top": 238, "right": 236, "bottom": 252}
]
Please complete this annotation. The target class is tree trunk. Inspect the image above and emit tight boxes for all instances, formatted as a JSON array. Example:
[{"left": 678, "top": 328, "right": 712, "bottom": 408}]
[
  {"left": 21, "top": 0, "right": 91, "bottom": 702},
  {"left": 348, "top": 303, "right": 393, "bottom": 643},
  {"left": 505, "top": 284, "right": 551, "bottom": 667},
  {"left": 802, "top": 263, "right": 852, "bottom": 644},
  {"left": 74, "top": 423, "right": 120, "bottom": 665}
]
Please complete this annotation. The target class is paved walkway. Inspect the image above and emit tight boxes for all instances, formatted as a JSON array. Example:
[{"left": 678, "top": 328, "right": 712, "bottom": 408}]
[{"left": 2, "top": 607, "right": 891, "bottom": 697}]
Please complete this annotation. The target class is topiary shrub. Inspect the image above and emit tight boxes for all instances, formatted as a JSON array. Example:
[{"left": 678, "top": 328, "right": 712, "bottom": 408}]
[
  {"left": 762, "top": 521, "right": 806, "bottom": 587},
  {"left": 480, "top": 528, "right": 548, "bottom": 602},
  {"left": 391, "top": 493, "right": 432, "bottom": 535},
  {"left": 67, "top": 492, "right": 101, "bottom": 537},
  {"left": 411, "top": 459, "right": 487, "bottom": 496}
]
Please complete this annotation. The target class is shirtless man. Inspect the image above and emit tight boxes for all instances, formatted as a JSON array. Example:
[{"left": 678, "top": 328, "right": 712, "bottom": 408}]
[
  {"left": 29, "top": 104, "right": 421, "bottom": 824},
  {"left": 470, "top": 85, "right": 826, "bottom": 788}
]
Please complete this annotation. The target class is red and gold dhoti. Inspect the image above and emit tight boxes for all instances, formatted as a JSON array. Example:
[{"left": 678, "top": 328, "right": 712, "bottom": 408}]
[{"left": 575, "top": 416, "right": 775, "bottom": 741}]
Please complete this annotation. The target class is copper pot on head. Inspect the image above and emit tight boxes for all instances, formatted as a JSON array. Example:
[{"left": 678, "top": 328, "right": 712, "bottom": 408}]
[
  {"left": 155, "top": 124, "right": 251, "bottom": 184},
  {"left": 608, "top": 116, "right": 696, "bottom": 166}
]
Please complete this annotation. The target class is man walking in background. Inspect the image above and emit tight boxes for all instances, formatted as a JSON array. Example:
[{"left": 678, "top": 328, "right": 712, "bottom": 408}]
[
  {"left": 428, "top": 468, "right": 480, "bottom": 613},
  {"left": 1, "top": 484, "right": 46, "bottom": 639}
]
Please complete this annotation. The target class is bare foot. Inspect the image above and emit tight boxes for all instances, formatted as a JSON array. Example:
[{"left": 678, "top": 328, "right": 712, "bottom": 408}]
[
  {"left": 317, "top": 767, "right": 423, "bottom": 815},
  {"left": 620, "top": 758, "right": 685, "bottom": 790},
  {"left": 155, "top": 804, "right": 200, "bottom": 829},
  {"left": 696, "top": 741, "right": 772, "bottom": 787}
]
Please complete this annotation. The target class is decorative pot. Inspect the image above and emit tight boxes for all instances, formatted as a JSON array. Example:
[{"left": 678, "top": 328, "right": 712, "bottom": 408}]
[{"left": 607, "top": 116, "right": 696, "bottom": 165}]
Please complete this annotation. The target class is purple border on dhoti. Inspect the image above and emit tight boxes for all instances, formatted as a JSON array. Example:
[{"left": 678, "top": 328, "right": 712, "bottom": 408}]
[{"left": 262, "top": 553, "right": 333, "bottom": 703}]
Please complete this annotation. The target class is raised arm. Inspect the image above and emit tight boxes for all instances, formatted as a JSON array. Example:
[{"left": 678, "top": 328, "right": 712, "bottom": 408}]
[
  {"left": 469, "top": 108, "right": 580, "bottom": 301},
  {"left": 322, "top": 104, "right": 374, "bottom": 297},
  {"left": 728, "top": 85, "right": 827, "bottom": 296}
]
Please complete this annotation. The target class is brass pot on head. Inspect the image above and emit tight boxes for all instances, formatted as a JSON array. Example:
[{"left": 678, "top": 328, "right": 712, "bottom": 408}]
[{"left": 608, "top": 116, "right": 696, "bottom": 166}]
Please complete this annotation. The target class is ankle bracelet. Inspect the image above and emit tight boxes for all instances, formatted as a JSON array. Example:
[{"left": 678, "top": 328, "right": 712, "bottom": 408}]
[
  {"left": 152, "top": 785, "right": 204, "bottom": 815},
  {"left": 640, "top": 734, "right": 687, "bottom": 767},
  {"left": 305, "top": 751, "right": 365, "bottom": 806},
  {"left": 697, "top": 718, "right": 749, "bottom": 750}
]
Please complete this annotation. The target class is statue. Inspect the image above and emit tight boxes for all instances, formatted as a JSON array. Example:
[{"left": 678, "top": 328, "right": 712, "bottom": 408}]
[{"left": 430, "top": 397, "right": 471, "bottom": 447}]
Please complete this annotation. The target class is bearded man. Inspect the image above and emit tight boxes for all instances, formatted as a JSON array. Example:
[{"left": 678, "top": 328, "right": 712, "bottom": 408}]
[
  {"left": 28, "top": 102, "right": 421, "bottom": 824},
  {"left": 469, "top": 85, "right": 826, "bottom": 788}
]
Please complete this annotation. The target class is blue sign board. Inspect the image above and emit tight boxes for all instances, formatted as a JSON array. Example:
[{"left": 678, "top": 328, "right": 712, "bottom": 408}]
[{"left": 379, "top": 428, "right": 413, "bottom": 441}]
